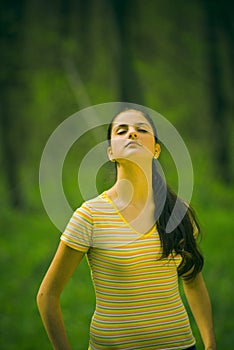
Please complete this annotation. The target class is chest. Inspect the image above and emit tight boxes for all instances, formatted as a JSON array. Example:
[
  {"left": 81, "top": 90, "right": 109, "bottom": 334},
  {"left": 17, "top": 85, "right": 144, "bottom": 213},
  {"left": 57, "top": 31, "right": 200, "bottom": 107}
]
[
  {"left": 117, "top": 201, "right": 156, "bottom": 235},
  {"left": 88, "top": 229, "right": 182, "bottom": 276}
]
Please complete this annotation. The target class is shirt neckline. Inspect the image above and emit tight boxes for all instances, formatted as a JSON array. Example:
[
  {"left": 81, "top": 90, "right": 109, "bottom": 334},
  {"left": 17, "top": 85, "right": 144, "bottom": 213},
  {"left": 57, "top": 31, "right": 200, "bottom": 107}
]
[{"left": 100, "top": 191, "right": 157, "bottom": 236}]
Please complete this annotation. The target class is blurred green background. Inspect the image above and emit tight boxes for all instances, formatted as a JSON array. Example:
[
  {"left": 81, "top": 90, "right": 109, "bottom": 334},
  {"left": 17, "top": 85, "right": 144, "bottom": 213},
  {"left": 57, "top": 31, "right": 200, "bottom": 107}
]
[{"left": 0, "top": 0, "right": 233, "bottom": 349}]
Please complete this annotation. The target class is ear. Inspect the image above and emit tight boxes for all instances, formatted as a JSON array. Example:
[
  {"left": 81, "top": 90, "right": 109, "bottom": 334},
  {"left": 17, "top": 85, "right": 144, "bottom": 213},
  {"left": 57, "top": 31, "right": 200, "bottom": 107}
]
[
  {"left": 154, "top": 143, "right": 161, "bottom": 159},
  {"left": 107, "top": 146, "right": 114, "bottom": 162}
]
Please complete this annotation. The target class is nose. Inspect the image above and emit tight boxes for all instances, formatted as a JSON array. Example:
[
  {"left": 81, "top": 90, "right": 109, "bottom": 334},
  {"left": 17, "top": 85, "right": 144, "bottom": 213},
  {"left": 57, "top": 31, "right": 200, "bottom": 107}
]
[{"left": 128, "top": 131, "right": 138, "bottom": 140}]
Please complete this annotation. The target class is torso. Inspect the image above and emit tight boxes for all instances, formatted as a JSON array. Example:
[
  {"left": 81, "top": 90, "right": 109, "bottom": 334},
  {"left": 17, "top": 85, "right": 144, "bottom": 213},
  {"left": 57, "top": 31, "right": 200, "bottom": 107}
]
[
  {"left": 88, "top": 193, "right": 195, "bottom": 349},
  {"left": 61, "top": 193, "right": 196, "bottom": 349}
]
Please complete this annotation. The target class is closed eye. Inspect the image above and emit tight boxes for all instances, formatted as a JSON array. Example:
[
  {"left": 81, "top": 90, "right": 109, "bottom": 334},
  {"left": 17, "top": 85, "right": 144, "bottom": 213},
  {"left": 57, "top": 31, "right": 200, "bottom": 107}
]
[
  {"left": 137, "top": 128, "right": 148, "bottom": 133},
  {"left": 116, "top": 129, "right": 127, "bottom": 135}
]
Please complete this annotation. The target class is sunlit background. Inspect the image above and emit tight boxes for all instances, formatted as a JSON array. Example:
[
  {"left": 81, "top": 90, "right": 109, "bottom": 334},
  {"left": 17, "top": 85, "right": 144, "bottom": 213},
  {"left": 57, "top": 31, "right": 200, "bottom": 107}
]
[{"left": 0, "top": 0, "right": 233, "bottom": 349}]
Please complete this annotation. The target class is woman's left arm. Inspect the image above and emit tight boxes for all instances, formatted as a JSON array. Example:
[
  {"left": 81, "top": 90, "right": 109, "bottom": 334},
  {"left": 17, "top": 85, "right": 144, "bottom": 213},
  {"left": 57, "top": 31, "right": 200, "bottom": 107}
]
[{"left": 182, "top": 272, "right": 216, "bottom": 350}]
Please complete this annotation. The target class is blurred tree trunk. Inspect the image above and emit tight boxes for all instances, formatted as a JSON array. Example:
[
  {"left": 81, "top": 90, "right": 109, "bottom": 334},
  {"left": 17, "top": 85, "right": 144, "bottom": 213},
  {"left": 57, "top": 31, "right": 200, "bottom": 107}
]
[
  {"left": 110, "top": 0, "right": 144, "bottom": 103},
  {"left": 0, "top": 0, "right": 25, "bottom": 208},
  {"left": 202, "top": 0, "right": 233, "bottom": 184},
  {"left": 59, "top": 0, "right": 94, "bottom": 109}
]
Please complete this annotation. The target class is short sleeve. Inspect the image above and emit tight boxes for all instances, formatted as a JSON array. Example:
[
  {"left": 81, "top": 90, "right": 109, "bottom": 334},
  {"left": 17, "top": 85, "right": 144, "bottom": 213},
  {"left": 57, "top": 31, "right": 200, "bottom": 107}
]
[{"left": 60, "top": 202, "right": 93, "bottom": 253}]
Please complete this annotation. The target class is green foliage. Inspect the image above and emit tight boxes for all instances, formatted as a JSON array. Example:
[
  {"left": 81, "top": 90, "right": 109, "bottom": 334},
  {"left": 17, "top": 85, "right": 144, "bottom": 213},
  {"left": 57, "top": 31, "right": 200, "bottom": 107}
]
[{"left": 1, "top": 0, "right": 233, "bottom": 209}]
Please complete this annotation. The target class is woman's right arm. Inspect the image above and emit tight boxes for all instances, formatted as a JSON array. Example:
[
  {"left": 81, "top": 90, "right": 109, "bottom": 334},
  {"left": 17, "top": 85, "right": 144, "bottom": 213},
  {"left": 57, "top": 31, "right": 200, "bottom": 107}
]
[{"left": 37, "top": 241, "right": 85, "bottom": 350}]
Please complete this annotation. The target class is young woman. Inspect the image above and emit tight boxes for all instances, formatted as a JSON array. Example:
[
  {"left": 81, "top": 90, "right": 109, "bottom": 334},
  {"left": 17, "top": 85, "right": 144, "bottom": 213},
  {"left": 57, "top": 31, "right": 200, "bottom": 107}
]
[{"left": 37, "top": 108, "right": 216, "bottom": 350}]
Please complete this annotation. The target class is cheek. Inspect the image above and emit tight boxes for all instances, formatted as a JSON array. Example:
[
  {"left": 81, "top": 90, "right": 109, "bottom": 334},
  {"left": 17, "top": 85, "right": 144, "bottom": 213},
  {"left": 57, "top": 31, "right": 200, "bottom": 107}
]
[
  {"left": 145, "top": 136, "right": 155, "bottom": 153},
  {"left": 110, "top": 138, "right": 124, "bottom": 155}
]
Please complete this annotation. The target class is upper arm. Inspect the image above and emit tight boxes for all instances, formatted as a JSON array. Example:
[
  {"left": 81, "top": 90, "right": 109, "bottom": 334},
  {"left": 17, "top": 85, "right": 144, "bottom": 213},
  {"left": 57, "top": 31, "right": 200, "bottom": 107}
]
[
  {"left": 38, "top": 241, "right": 85, "bottom": 299},
  {"left": 182, "top": 271, "right": 204, "bottom": 289}
]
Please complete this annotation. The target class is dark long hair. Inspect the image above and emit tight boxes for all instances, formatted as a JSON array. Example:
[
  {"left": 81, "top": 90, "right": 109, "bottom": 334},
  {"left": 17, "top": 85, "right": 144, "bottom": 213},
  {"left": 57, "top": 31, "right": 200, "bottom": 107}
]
[{"left": 107, "top": 108, "right": 204, "bottom": 281}]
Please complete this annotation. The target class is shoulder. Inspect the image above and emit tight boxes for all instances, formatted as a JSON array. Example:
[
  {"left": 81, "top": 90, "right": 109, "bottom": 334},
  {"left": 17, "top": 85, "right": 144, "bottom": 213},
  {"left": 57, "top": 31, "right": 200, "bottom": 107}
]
[{"left": 76, "top": 192, "right": 109, "bottom": 215}]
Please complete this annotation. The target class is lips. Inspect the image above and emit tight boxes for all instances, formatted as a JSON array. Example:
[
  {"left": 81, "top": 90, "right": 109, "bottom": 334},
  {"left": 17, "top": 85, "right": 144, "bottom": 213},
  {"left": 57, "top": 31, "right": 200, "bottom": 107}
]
[{"left": 125, "top": 141, "right": 142, "bottom": 147}]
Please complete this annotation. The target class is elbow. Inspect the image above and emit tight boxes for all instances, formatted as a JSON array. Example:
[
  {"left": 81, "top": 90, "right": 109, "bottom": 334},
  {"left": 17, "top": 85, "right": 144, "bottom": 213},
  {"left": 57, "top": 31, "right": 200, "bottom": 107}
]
[
  {"left": 36, "top": 288, "right": 44, "bottom": 309},
  {"left": 36, "top": 285, "right": 59, "bottom": 312},
  {"left": 36, "top": 286, "right": 46, "bottom": 312}
]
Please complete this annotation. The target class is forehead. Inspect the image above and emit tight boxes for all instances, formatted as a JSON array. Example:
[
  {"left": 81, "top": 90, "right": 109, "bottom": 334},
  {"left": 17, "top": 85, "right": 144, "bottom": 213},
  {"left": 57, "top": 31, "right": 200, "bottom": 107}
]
[{"left": 113, "top": 110, "right": 152, "bottom": 128}]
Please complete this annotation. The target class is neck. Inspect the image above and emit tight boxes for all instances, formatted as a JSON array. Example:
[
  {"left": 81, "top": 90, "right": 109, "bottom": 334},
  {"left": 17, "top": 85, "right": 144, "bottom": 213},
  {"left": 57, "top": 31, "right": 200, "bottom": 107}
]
[{"left": 112, "top": 160, "right": 153, "bottom": 206}]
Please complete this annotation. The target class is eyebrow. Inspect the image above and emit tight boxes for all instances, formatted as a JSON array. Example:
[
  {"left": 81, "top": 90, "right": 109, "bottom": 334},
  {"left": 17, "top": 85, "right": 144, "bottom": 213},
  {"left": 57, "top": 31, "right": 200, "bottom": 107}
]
[{"left": 113, "top": 122, "right": 151, "bottom": 130}]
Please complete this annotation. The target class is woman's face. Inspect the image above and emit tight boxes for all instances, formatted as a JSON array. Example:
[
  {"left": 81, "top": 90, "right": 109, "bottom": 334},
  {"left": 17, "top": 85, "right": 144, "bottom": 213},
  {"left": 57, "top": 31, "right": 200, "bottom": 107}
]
[{"left": 108, "top": 110, "right": 161, "bottom": 163}]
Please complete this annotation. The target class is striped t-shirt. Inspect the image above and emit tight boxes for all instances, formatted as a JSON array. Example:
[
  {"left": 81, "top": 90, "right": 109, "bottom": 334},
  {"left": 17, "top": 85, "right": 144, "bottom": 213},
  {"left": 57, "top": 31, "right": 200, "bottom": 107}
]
[{"left": 61, "top": 192, "right": 196, "bottom": 350}]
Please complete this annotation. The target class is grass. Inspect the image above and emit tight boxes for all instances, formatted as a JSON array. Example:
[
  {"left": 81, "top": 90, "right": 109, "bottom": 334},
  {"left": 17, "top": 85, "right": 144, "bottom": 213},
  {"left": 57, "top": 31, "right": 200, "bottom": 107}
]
[{"left": 0, "top": 203, "right": 233, "bottom": 349}]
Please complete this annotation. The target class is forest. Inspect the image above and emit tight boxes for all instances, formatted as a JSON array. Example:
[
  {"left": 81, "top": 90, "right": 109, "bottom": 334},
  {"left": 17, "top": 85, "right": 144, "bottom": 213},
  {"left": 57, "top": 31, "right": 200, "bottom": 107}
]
[{"left": 0, "top": 0, "right": 234, "bottom": 349}]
